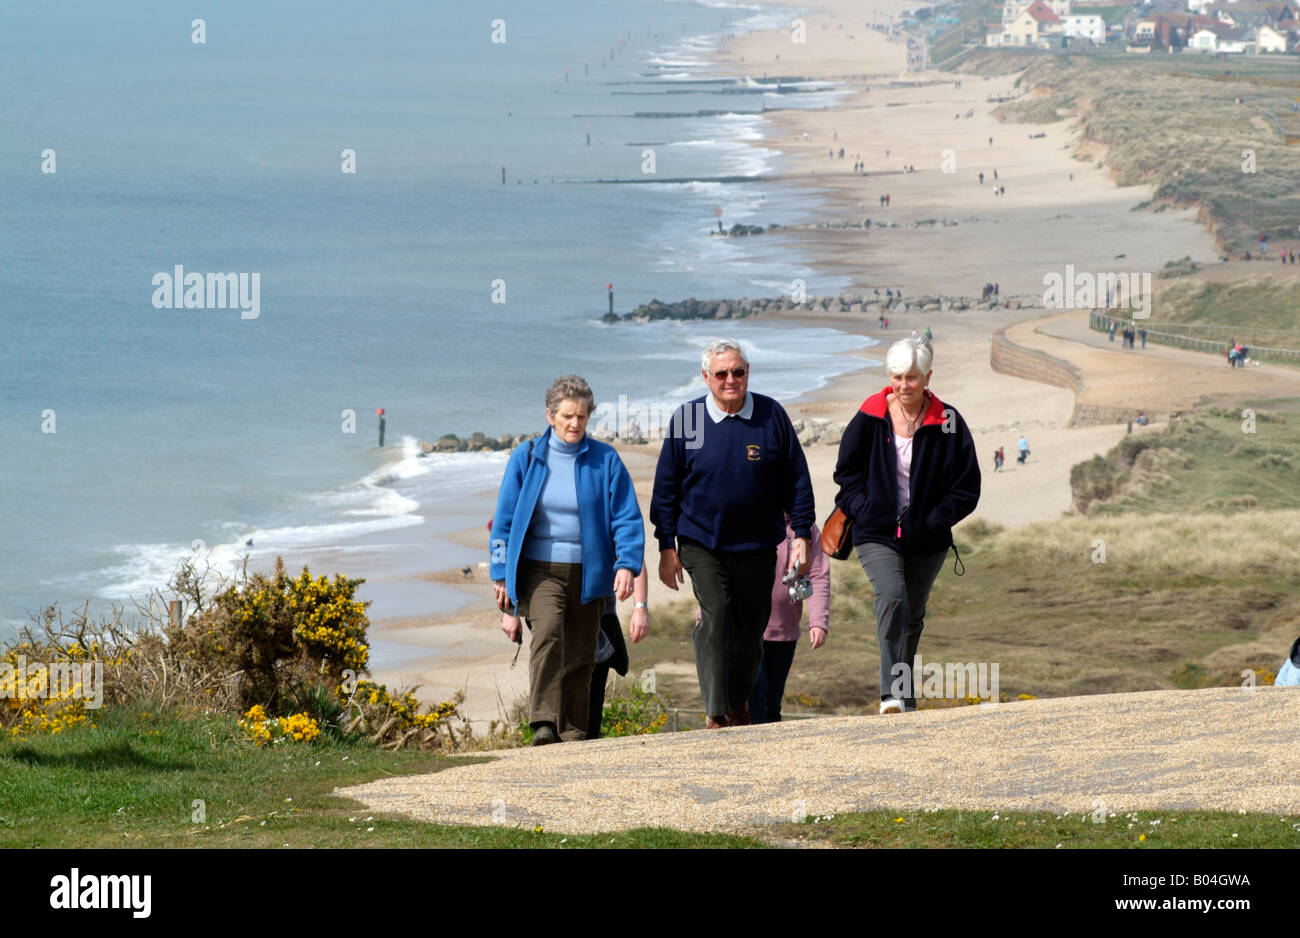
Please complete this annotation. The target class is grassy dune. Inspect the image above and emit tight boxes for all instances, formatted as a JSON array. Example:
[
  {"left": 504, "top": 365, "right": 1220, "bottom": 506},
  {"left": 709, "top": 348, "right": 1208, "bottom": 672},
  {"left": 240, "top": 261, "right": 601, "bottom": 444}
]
[
  {"left": 1155, "top": 277, "right": 1300, "bottom": 342},
  {"left": 951, "top": 51, "right": 1300, "bottom": 255}
]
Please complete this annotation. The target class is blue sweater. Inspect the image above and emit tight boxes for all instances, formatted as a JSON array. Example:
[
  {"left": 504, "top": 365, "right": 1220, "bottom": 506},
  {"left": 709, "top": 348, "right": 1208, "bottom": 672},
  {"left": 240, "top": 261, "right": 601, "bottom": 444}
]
[
  {"left": 650, "top": 392, "right": 814, "bottom": 552},
  {"left": 490, "top": 428, "right": 644, "bottom": 607},
  {"left": 523, "top": 434, "right": 582, "bottom": 563}
]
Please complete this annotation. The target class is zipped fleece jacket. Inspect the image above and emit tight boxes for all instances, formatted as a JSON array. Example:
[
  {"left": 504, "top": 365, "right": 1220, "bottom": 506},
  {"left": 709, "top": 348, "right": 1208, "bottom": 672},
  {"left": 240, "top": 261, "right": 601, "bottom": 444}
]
[
  {"left": 490, "top": 427, "right": 644, "bottom": 607},
  {"left": 832, "top": 387, "right": 980, "bottom": 556}
]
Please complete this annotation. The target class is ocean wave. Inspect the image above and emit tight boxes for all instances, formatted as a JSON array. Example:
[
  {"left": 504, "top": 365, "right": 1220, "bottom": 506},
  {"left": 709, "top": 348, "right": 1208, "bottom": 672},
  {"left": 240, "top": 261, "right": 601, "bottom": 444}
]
[
  {"left": 647, "top": 55, "right": 708, "bottom": 67},
  {"left": 81, "top": 512, "right": 430, "bottom": 603},
  {"left": 643, "top": 71, "right": 698, "bottom": 82}
]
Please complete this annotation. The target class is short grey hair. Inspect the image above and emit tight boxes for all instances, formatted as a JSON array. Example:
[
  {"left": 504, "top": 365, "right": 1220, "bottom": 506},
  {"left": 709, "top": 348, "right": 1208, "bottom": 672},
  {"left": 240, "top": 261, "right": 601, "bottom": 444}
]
[
  {"left": 701, "top": 339, "right": 749, "bottom": 372},
  {"left": 545, "top": 375, "right": 594, "bottom": 416},
  {"left": 884, "top": 335, "right": 933, "bottom": 376}
]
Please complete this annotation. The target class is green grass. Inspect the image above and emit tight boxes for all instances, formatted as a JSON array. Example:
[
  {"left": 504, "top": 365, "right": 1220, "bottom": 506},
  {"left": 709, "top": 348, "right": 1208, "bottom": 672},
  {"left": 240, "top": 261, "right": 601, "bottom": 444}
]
[
  {"left": 0, "top": 703, "right": 762, "bottom": 848},
  {"left": 8, "top": 705, "right": 1297, "bottom": 846},
  {"left": 778, "top": 808, "right": 1300, "bottom": 848}
]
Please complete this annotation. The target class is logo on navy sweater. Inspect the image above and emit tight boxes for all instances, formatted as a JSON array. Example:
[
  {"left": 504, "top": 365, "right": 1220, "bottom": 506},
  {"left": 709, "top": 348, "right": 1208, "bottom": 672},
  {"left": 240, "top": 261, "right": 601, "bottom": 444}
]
[{"left": 745, "top": 444, "right": 761, "bottom": 461}]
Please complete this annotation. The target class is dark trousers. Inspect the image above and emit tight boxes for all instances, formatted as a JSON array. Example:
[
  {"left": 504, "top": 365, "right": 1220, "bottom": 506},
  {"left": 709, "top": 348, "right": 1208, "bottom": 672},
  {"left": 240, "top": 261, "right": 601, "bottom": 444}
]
[
  {"left": 679, "top": 541, "right": 777, "bottom": 717},
  {"left": 748, "top": 639, "right": 798, "bottom": 723},
  {"left": 517, "top": 558, "right": 603, "bottom": 741},
  {"left": 855, "top": 542, "right": 948, "bottom": 712}
]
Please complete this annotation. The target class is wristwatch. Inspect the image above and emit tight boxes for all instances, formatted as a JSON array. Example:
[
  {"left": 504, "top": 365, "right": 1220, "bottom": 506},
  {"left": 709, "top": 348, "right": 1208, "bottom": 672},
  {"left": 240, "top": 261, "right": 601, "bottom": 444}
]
[{"left": 634, "top": 601, "right": 648, "bottom": 610}]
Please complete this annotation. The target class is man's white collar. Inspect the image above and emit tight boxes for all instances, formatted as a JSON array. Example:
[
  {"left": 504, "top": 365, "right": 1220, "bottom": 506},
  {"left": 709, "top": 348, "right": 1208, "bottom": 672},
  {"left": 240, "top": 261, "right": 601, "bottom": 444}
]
[{"left": 706, "top": 391, "right": 754, "bottom": 423}]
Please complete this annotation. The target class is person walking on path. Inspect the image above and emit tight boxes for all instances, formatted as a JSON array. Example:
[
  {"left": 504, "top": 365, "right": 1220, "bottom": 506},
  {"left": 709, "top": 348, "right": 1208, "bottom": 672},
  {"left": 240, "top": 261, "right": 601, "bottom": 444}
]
[
  {"left": 1139, "top": 328, "right": 1147, "bottom": 349},
  {"left": 1108, "top": 320, "right": 1117, "bottom": 342},
  {"left": 499, "top": 565, "right": 649, "bottom": 739},
  {"left": 491, "top": 375, "right": 645, "bottom": 745},
  {"left": 994, "top": 446, "right": 1004, "bottom": 473},
  {"left": 651, "top": 340, "right": 815, "bottom": 728},
  {"left": 693, "top": 517, "right": 829, "bottom": 724},
  {"left": 832, "top": 333, "right": 980, "bottom": 714},
  {"left": 1017, "top": 434, "right": 1030, "bottom": 464}
]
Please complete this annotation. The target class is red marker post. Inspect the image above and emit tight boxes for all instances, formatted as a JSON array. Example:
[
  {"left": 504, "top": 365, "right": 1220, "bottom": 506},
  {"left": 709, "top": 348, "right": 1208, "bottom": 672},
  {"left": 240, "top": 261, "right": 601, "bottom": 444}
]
[
  {"left": 715, "top": 206, "right": 723, "bottom": 235},
  {"left": 607, "top": 283, "right": 613, "bottom": 318},
  {"left": 376, "top": 407, "right": 386, "bottom": 447}
]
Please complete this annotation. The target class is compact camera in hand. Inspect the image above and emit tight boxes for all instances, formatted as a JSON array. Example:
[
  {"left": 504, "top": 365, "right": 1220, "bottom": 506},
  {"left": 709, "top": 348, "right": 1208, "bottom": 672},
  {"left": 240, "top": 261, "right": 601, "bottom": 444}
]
[{"left": 782, "top": 567, "right": 813, "bottom": 603}]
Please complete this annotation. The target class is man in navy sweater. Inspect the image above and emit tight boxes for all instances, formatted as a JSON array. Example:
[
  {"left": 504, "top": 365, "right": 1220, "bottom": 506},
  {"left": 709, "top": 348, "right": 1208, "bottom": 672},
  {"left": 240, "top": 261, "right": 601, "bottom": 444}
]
[{"left": 651, "top": 339, "right": 815, "bottom": 728}]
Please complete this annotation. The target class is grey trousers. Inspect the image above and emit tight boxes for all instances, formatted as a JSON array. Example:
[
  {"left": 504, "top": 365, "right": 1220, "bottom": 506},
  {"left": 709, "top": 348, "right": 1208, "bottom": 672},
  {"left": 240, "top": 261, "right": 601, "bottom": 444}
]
[
  {"left": 856, "top": 542, "right": 948, "bottom": 712},
  {"left": 679, "top": 541, "right": 777, "bottom": 717}
]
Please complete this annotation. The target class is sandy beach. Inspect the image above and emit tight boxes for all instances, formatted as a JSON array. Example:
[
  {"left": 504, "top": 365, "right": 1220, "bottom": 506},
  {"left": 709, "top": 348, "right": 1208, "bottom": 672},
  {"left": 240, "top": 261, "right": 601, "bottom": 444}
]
[{"left": 364, "top": 0, "right": 1271, "bottom": 726}]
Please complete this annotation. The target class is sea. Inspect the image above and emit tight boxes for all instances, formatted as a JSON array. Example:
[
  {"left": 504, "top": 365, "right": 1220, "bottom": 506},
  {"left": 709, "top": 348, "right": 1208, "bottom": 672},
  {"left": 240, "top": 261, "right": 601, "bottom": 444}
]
[{"left": 0, "top": 0, "right": 880, "bottom": 640}]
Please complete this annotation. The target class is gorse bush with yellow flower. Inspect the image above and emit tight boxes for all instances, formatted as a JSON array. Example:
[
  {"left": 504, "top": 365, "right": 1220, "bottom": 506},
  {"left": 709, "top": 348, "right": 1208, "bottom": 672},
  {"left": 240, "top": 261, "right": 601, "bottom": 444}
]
[
  {"left": 2, "top": 554, "right": 464, "bottom": 750},
  {"left": 238, "top": 704, "right": 321, "bottom": 746},
  {"left": 599, "top": 683, "right": 672, "bottom": 738},
  {"left": 1, "top": 645, "right": 98, "bottom": 738},
  {"left": 186, "top": 556, "right": 370, "bottom": 712},
  {"left": 335, "top": 679, "right": 464, "bottom": 750}
]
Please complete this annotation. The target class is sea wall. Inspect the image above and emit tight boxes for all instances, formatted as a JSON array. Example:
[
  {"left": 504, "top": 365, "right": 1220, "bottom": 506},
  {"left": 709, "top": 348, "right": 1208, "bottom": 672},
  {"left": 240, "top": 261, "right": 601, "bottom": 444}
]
[{"left": 606, "top": 291, "right": 1040, "bottom": 324}]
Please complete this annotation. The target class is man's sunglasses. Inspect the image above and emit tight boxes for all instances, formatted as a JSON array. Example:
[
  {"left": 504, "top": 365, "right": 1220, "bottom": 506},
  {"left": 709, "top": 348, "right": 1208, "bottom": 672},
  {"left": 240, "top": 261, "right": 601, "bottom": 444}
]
[{"left": 710, "top": 368, "right": 747, "bottom": 380}]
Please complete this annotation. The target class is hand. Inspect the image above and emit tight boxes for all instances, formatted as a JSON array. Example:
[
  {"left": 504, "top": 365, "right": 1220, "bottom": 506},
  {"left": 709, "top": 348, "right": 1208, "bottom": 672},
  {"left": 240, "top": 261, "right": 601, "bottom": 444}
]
[
  {"left": 614, "top": 568, "right": 634, "bottom": 601},
  {"left": 788, "top": 538, "right": 809, "bottom": 577},
  {"left": 500, "top": 614, "right": 521, "bottom": 642},
  {"left": 630, "top": 606, "right": 649, "bottom": 643},
  {"left": 659, "top": 549, "right": 684, "bottom": 591},
  {"left": 492, "top": 580, "right": 510, "bottom": 612},
  {"left": 809, "top": 626, "right": 827, "bottom": 650}
]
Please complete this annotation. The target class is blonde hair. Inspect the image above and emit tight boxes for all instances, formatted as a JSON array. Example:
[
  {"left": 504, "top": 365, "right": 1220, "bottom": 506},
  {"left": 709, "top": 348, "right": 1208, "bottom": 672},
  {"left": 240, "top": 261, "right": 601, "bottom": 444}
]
[{"left": 885, "top": 334, "right": 933, "bottom": 376}]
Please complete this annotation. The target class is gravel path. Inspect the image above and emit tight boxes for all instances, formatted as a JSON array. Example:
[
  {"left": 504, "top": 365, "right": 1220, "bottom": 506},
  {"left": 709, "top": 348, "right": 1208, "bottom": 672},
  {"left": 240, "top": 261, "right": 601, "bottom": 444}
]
[{"left": 336, "top": 687, "right": 1300, "bottom": 835}]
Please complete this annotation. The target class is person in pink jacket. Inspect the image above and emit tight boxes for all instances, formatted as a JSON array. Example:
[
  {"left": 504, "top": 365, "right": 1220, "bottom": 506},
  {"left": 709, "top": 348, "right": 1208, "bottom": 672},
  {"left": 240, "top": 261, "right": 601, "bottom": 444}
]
[{"left": 695, "top": 518, "right": 829, "bottom": 723}]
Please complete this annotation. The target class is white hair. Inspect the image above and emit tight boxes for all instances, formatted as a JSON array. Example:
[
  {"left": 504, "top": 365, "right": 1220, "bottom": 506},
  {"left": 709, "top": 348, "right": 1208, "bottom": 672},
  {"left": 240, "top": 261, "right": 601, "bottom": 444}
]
[
  {"left": 701, "top": 339, "right": 749, "bottom": 372},
  {"left": 885, "top": 334, "right": 933, "bottom": 376}
]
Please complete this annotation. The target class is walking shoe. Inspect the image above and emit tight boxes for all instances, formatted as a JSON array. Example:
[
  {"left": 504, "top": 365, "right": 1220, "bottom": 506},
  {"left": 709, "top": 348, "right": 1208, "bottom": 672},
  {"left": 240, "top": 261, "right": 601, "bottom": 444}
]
[
  {"left": 725, "top": 701, "right": 750, "bottom": 726},
  {"left": 531, "top": 724, "right": 557, "bottom": 746},
  {"left": 879, "top": 698, "right": 904, "bottom": 715},
  {"left": 705, "top": 715, "right": 729, "bottom": 729}
]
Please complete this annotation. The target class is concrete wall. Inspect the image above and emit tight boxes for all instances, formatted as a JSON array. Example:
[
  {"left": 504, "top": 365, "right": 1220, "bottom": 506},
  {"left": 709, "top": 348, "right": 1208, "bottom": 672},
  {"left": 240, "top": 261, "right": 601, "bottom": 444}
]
[
  {"left": 991, "top": 326, "right": 1153, "bottom": 426},
  {"left": 990, "top": 326, "right": 1083, "bottom": 394}
]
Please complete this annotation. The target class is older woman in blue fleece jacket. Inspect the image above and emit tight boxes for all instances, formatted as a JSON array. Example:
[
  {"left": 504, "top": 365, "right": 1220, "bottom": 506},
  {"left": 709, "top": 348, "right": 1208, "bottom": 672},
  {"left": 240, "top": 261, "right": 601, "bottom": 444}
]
[{"left": 490, "top": 375, "right": 644, "bottom": 745}]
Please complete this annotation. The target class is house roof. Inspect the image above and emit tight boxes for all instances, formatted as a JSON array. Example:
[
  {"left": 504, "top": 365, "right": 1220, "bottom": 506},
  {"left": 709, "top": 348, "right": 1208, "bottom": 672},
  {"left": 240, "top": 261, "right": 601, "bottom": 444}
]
[
  {"left": 1221, "top": 10, "right": 1275, "bottom": 27},
  {"left": 1208, "top": 2, "right": 1294, "bottom": 21},
  {"left": 1025, "top": 1, "right": 1063, "bottom": 23}
]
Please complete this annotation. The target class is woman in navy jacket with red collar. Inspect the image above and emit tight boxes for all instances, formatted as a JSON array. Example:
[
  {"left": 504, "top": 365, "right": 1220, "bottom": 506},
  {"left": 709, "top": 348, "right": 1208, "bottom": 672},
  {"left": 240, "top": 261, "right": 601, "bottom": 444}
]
[{"left": 832, "top": 333, "right": 980, "bottom": 714}]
